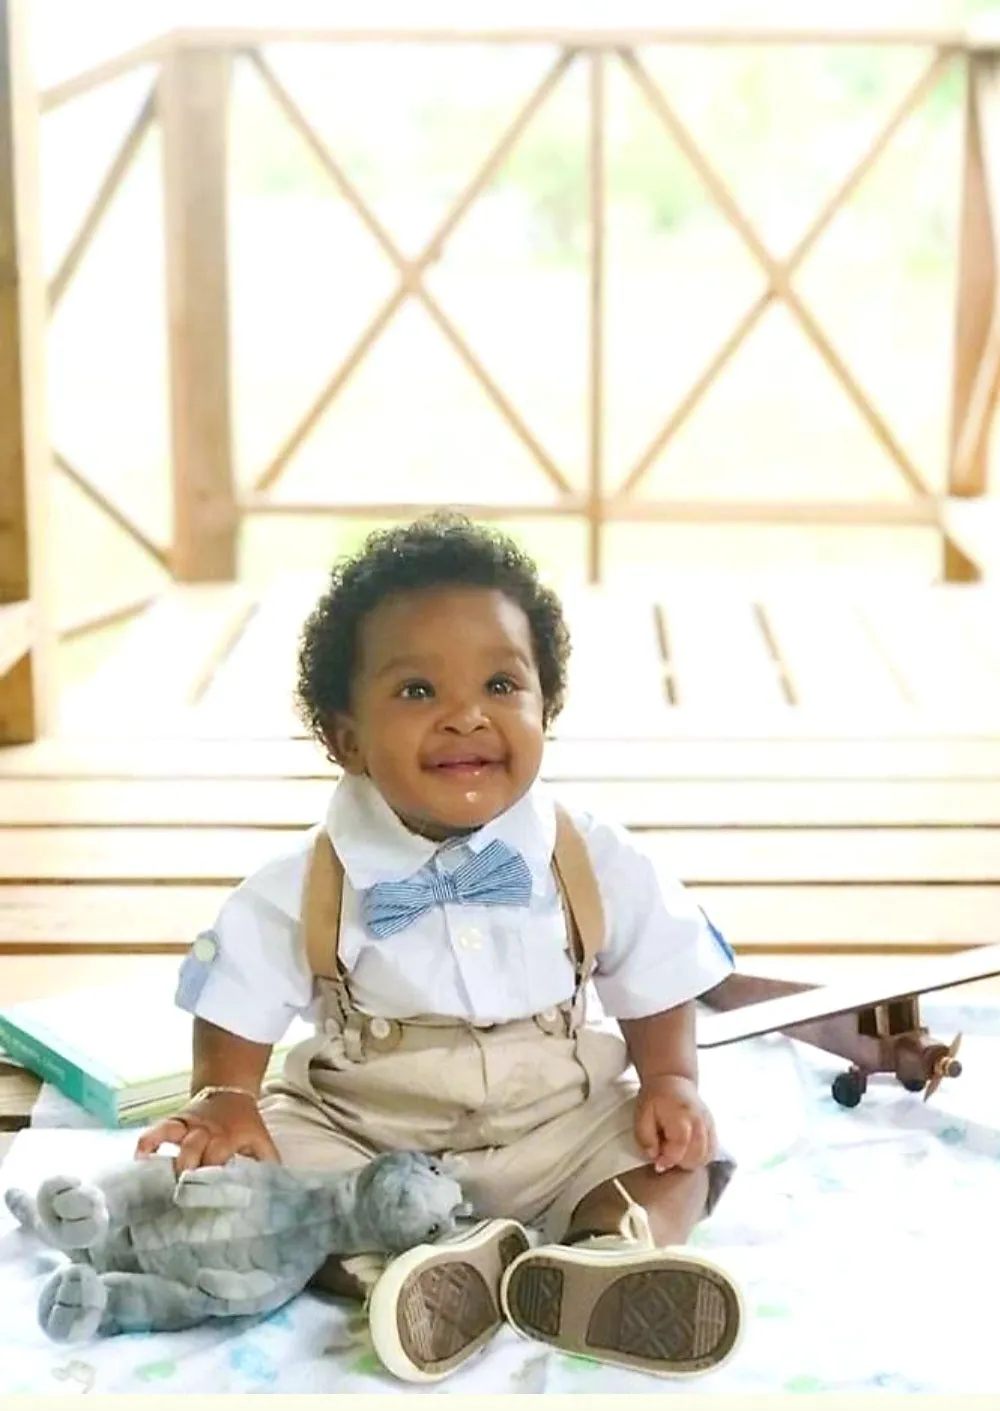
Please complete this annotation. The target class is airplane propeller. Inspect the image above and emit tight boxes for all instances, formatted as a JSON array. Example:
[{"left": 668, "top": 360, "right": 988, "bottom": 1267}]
[{"left": 923, "top": 1033, "right": 962, "bottom": 1102}]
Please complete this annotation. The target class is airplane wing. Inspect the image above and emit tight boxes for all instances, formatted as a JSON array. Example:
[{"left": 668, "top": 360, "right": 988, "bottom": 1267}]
[{"left": 696, "top": 943, "right": 1000, "bottom": 1049}]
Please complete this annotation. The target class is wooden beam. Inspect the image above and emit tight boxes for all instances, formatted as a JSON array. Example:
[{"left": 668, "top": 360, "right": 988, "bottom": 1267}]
[
  {"left": 171, "top": 25, "right": 968, "bottom": 48},
  {"left": 159, "top": 47, "right": 237, "bottom": 581},
  {"left": 39, "top": 35, "right": 171, "bottom": 113},
  {"left": 947, "top": 51, "right": 1000, "bottom": 584},
  {"left": 0, "top": 600, "right": 30, "bottom": 676},
  {"left": 47, "top": 88, "right": 155, "bottom": 313},
  {"left": 0, "top": 0, "right": 50, "bottom": 743}
]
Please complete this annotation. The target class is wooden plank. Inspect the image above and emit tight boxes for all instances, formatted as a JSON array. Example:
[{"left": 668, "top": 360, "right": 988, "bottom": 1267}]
[
  {"left": 859, "top": 588, "right": 1000, "bottom": 710},
  {"left": 1, "top": 825, "right": 998, "bottom": 884},
  {"left": 2, "top": 882, "right": 998, "bottom": 954},
  {"left": 0, "top": 599, "right": 30, "bottom": 677},
  {"left": 759, "top": 592, "right": 905, "bottom": 711},
  {"left": 0, "top": 877, "right": 996, "bottom": 955},
  {"left": 6, "top": 776, "right": 1000, "bottom": 828},
  {"left": 558, "top": 588, "right": 668, "bottom": 735},
  {"left": 0, "top": 952, "right": 183, "bottom": 1002},
  {"left": 159, "top": 46, "right": 236, "bottom": 581},
  {"left": 696, "top": 885, "right": 1000, "bottom": 949},
  {"left": 7, "top": 735, "right": 1000, "bottom": 779},
  {"left": 0, "top": 885, "right": 227, "bottom": 949},
  {"left": 59, "top": 586, "right": 256, "bottom": 730},
  {"left": 660, "top": 595, "right": 788, "bottom": 711},
  {"left": 0, "top": 0, "right": 51, "bottom": 742},
  {"left": 193, "top": 573, "right": 325, "bottom": 737}
]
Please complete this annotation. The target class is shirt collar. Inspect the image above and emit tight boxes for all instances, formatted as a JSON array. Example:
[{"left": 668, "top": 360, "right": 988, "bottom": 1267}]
[{"left": 325, "top": 773, "right": 556, "bottom": 894}]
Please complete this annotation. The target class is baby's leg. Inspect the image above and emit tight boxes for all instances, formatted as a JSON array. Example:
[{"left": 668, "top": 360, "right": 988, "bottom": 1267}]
[
  {"left": 38, "top": 1265, "right": 213, "bottom": 1342},
  {"left": 476, "top": 1085, "right": 743, "bottom": 1378},
  {"left": 567, "top": 1163, "right": 711, "bottom": 1246}
]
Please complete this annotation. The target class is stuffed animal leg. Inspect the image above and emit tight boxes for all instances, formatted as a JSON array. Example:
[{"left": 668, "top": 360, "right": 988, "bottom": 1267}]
[{"left": 39, "top": 1265, "right": 217, "bottom": 1341}]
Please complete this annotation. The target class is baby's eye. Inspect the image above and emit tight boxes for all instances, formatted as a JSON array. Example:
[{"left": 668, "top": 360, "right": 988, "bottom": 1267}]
[
  {"left": 398, "top": 680, "right": 434, "bottom": 701},
  {"left": 486, "top": 674, "right": 518, "bottom": 696}
]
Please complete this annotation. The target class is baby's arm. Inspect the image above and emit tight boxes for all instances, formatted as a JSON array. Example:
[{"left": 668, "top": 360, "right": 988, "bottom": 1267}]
[
  {"left": 135, "top": 1019, "right": 279, "bottom": 1172},
  {"left": 619, "top": 1003, "right": 716, "bottom": 1173},
  {"left": 580, "top": 813, "right": 733, "bottom": 1174},
  {"left": 136, "top": 852, "right": 315, "bottom": 1173}
]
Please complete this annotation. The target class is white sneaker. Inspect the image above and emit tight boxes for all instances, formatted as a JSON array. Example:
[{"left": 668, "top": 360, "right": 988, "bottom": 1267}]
[
  {"left": 367, "top": 1218, "right": 529, "bottom": 1383},
  {"left": 499, "top": 1180, "right": 743, "bottom": 1378}
]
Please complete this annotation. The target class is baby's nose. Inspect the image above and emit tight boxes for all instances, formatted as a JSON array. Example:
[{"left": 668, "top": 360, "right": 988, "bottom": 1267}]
[{"left": 441, "top": 700, "right": 488, "bottom": 731}]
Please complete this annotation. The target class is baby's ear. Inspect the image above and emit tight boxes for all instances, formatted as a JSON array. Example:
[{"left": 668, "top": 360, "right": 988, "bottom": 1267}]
[{"left": 322, "top": 715, "right": 360, "bottom": 773}]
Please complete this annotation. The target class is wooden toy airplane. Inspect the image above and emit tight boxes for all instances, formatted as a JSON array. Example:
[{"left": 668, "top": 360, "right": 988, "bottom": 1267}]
[{"left": 698, "top": 944, "right": 1000, "bottom": 1107}]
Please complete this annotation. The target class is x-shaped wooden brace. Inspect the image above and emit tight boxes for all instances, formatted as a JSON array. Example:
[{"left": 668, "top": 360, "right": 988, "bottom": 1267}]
[
  {"left": 248, "top": 46, "right": 579, "bottom": 497},
  {"left": 614, "top": 47, "right": 949, "bottom": 503}
]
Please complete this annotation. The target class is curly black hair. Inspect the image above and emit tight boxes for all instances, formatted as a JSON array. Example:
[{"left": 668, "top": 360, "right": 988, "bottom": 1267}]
[{"left": 295, "top": 514, "right": 571, "bottom": 746}]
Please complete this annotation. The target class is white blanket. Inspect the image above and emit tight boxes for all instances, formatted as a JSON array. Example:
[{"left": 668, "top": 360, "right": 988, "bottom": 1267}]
[{"left": 1, "top": 1001, "right": 998, "bottom": 1395}]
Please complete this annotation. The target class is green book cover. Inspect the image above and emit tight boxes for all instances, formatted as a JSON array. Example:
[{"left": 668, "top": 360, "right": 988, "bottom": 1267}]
[{"left": 0, "top": 983, "right": 311, "bottom": 1128}]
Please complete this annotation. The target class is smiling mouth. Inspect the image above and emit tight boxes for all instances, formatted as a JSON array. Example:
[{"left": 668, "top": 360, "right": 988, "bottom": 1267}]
[{"left": 425, "top": 757, "right": 504, "bottom": 774}]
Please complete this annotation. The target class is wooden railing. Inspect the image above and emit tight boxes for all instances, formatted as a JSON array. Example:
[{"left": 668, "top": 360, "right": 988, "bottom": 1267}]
[{"left": 5, "top": 16, "right": 1000, "bottom": 739}]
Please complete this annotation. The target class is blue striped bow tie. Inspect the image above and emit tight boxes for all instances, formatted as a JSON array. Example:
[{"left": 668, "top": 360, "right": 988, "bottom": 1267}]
[{"left": 362, "top": 839, "right": 533, "bottom": 938}]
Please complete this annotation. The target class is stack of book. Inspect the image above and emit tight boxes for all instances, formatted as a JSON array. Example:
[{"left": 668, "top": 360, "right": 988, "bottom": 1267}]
[{"left": 0, "top": 983, "right": 311, "bottom": 1129}]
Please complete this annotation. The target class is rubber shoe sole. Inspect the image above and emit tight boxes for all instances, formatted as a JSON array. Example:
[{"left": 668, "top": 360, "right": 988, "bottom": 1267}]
[
  {"left": 500, "top": 1243, "right": 743, "bottom": 1378},
  {"left": 367, "top": 1218, "right": 530, "bottom": 1383}
]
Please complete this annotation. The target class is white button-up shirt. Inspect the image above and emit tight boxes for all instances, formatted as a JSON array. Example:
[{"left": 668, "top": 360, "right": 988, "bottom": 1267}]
[{"left": 176, "top": 774, "right": 734, "bottom": 1045}]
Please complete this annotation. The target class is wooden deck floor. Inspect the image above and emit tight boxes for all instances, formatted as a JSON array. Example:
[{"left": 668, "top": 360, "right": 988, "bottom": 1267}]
[{"left": 2, "top": 575, "right": 1000, "bottom": 1007}]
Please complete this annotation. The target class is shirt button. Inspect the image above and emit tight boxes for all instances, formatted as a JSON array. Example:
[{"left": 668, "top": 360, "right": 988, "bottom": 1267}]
[
  {"left": 369, "top": 1017, "right": 391, "bottom": 1040},
  {"left": 192, "top": 933, "right": 218, "bottom": 964},
  {"left": 459, "top": 930, "right": 483, "bottom": 951}
]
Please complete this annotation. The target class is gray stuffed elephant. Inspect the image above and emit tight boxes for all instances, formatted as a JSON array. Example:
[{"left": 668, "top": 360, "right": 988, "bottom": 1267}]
[{"left": 5, "top": 1149, "right": 471, "bottom": 1342}]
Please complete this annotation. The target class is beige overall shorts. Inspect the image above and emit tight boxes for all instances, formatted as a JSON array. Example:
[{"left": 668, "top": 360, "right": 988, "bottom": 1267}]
[{"left": 260, "top": 804, "right": 733, "bottom": 1243}]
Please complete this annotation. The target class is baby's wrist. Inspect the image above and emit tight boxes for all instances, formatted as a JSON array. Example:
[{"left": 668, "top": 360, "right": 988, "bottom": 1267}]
[{"left": 189, "top": 1084, "right": 259, "bottom": 1107}]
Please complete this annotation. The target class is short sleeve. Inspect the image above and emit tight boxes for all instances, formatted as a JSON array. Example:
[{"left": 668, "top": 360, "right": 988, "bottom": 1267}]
[
  {"left": 174, "top": 853, "right": 316, "bottom": 1047},
  {"left": 581, "top": 815, "right": 734, "bottom": 1020}
]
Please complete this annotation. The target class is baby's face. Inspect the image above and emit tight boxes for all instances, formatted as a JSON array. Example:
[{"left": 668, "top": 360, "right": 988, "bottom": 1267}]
[{"left": 330, "top": 585, "right": 547, "bottom": 838}]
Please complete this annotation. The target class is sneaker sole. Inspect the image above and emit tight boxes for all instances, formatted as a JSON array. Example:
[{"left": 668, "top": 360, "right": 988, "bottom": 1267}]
[
  {"left": 500, "top": 1245, "right": 743, "bottom": 1378},
  {"left": 367, "top": 1219, "right": 530, "bottom": 1383}
]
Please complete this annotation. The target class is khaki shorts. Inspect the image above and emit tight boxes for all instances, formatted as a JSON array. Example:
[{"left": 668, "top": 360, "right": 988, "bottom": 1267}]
[{"left": 260, "top": 1015, "right": 734, "bottom": 1243}]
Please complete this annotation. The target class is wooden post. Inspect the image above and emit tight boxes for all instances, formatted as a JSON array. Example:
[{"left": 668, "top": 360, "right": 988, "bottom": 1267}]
[
  {"left": 945, "top": 49, "right": 1000, "bottom": 581},
  {"left": 586, "top": 52, "right": 605, "bottom": 585},
  {"left": 159, "top": 47, "right": 237, "bottom": 581},
  {"left": 0, "top": 0, "right": 51, "bottom": 742}
]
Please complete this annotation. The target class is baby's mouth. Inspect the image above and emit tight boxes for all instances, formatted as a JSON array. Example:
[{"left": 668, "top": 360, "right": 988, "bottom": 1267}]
[{"left": 425, "top": 755, "right": 504, "bottom": 776}]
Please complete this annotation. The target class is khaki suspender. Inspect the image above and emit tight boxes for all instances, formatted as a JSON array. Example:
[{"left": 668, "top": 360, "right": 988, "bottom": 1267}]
[{"left": 301, "top": 803, "right": 605, "bottom": 985}]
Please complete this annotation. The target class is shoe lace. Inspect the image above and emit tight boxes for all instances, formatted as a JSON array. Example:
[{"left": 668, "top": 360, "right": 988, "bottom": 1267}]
[{"left": 611, "top": 1178, "right": 656, "bottom": 1247}]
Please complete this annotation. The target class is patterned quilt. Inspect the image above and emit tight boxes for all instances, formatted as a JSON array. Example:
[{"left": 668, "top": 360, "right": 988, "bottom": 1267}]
[{"left": 1, "top": 998, "right": 997, "bottom": 1395}]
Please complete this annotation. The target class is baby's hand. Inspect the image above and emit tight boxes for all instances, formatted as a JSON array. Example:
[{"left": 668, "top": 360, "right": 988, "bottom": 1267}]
[
  {"left": 634, "top": 1074, "right": 717, "bottom": 1174},
  {"left": 134, "top": 1092, "right": 280, "bottom": 1174}
]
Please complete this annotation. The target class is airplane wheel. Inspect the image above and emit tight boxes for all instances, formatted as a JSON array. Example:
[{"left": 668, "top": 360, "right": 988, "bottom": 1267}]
[
  {"left": 832, "top": 1071, "right": 866, "bottom": 1108},
  {"left": 901, "top": 1077, "right": 926, "bottom": 1093}
]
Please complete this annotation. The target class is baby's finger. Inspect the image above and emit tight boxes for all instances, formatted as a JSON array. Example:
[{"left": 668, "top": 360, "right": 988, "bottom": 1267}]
[
  {"left": 134, "top": 1118, "right": 187, "bottom": 1159},
  {"left": 678, "top": 1121, "right": 709, "bottom": 1171},
  {"left": 174, "top": 1126, "right": 212, "bottom": 1175},
  {"left": 634, "top": 1101, "right": 663, "bottom": 1164},
  {"left": 200, "top": 1134, "right": 238, "bottom": 1170},
  {"left": 242, "top": 1127, "right": 281, "bottom": 1164},
  {"left": 652, "top": 1116, "right": 691, "bottom": 1173}
]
